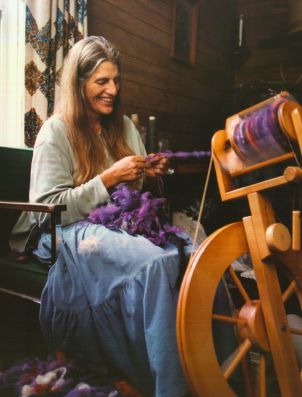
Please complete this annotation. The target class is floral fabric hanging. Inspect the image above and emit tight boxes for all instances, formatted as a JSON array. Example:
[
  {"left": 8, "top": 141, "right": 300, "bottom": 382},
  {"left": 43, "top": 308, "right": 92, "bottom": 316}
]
[{"left": 24, "top": 0, "right": 88, "bottom": 147}]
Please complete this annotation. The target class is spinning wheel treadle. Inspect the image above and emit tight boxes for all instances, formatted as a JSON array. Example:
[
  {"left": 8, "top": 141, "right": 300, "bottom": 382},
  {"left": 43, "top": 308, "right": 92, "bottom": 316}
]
[{"left": 177, "top": 92, "right": 302, "bottom": 397}]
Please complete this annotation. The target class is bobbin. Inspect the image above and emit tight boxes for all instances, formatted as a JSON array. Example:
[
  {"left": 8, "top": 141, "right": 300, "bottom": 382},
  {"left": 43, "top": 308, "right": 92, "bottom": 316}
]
[
  {"left": 226, "top": 92, "right": 298, "bottom": 167},
  {"left": 211, "top": 91, "right": 302, "bottom": 201}
]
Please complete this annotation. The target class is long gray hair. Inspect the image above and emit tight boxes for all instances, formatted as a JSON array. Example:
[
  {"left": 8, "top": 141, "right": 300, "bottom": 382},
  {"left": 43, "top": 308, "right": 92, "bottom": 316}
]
[{"left": 56, "top": 36, "right": 133, "bottom": 185}]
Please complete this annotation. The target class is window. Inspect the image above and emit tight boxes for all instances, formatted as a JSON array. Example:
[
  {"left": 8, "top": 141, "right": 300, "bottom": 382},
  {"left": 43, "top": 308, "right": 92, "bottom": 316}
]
[{"left": 0, "top": 0, "right": 25, "bottom": 147}]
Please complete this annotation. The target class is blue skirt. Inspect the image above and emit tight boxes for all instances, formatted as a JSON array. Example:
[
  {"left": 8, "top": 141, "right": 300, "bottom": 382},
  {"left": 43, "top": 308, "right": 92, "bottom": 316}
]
[{"left": 35, "top": 222, "right": 192, "bottom": 397}]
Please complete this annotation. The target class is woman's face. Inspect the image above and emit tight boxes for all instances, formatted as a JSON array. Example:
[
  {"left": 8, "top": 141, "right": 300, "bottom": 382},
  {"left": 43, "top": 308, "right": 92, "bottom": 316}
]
[{"left": 84, "top": 61, "right": 121, "bottom": 119}]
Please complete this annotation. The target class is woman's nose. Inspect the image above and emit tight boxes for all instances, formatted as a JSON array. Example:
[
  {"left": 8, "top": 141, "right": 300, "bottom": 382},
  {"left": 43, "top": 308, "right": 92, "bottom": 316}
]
[{"left": 107, "top": 80, "right": 118, "bottom": 95}]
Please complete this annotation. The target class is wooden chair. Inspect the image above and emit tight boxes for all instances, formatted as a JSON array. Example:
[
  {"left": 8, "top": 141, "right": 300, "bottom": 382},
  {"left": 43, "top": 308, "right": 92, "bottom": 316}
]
[
  {"left": 0, "top": 146, "right": 66, "bottom": 303},
  {"left": 177, "top": 92, "right": 302, "bottom": 396}
]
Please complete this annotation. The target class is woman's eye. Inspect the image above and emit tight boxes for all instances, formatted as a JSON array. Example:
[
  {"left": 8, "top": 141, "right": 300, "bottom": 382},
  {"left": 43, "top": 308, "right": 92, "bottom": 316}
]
[{"left": 114, "top": 77, "right": 121, "bottom": 85}]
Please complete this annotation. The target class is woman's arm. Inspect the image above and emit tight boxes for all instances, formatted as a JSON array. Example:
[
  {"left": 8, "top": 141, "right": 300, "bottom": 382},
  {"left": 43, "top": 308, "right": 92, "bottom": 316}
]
[
  {"left": 27, "top": 117, "right": 111, "bottom": 228},
  {"left": 30, "top": 139, "right": 110, "bottom": 227},
  {"left": 30, "top": 116, "right": 148, "bottom": 227}
]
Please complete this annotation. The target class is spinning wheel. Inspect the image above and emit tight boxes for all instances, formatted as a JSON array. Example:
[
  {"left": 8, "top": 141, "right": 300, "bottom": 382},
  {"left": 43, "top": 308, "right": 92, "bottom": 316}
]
[
  {"left": 177, "top": 92, "right": 302, "bottom": 397},
  {"left": 178, "top": 221, "right": 302, "bottom": 397}
]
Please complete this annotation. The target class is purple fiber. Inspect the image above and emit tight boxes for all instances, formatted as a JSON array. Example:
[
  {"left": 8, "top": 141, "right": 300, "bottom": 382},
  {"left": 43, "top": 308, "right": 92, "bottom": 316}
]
[
  {"left": 89, "top": 204, "right": 121, "bottom": 224},
  {"left": 146, "top": 150, "right": 211, "bottom": 162},
  {"left": 232, "top": 95, "right": 299, "bottom": 164},
  {"left": 171, "top": 150, "right": 211, "bottom": 159},
  {"left": 111, "top": 184, "right": 140, "bottom": 210},
  {"left": 88, "top": 184, "right": 183, "bottom": 247},
  {"left": 0, "top": 355, "right": 126, "bottom": 397}
]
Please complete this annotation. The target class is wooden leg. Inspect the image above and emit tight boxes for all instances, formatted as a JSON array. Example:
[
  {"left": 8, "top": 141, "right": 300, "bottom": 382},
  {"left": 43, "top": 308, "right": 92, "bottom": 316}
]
[{"left": 245, "top": 192, "right": 302, "bottom": 397}]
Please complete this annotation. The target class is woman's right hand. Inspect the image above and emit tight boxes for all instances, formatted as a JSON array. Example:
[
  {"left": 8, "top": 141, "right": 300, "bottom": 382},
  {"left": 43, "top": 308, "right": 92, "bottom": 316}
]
[{"left": 100, "top": 155, "right": 146, "bottom": 188}]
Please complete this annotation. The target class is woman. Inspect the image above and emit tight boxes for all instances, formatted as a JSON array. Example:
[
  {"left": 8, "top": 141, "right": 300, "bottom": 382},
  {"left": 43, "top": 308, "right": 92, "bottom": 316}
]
[{"left": 10, "top": 36, "right": 190, "bottom": 397}]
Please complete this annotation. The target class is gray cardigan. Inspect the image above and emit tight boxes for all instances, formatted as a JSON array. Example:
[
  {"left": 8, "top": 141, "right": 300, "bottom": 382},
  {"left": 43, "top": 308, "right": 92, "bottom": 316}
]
[{"left": 10, "top": 115, "right": 146, "bottom": 252}]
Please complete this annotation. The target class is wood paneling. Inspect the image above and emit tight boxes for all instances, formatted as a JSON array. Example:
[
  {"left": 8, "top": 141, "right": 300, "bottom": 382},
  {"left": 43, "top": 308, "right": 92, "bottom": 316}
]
[
  {"left": 87, "top": 0, "right": 302, "bottom": 149},
  {"left": 88, "top": 0, "right": 236, "bottom": 150},
  {"left": 235, "top": 0, "right": 302, "bottom": 99}
]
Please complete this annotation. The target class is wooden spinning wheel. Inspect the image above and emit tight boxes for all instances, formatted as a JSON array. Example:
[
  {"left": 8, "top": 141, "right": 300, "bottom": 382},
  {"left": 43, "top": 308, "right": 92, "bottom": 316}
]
[{"left": 177, "top": 92, "right": 302, "bottom": 397}]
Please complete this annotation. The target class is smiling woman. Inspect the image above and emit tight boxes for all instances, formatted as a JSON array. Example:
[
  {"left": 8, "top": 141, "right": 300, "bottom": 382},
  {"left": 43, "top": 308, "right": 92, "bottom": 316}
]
[
  {"left": 9, "top": 36, "right": 188, "bottom": 397},
  {"left": 84, "top": 61, "right": 121, "bottom": 121},
  {"left": 49, "top": 36, "right": 150, "bottom": 188}
]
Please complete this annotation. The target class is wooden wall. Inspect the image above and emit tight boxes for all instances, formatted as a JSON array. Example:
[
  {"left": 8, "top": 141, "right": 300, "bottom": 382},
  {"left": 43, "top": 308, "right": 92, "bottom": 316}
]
[
  {"left": 88, "top": 0, "right": 236, "bottom": 150},
  {"left": 233, "top": 0, "right": 302, "bottom": 109}
]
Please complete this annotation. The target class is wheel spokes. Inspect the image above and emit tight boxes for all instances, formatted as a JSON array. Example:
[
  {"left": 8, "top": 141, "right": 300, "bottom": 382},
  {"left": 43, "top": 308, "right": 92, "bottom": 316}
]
[
  {"left": 282, "top": 280, "right": 297, "bottom": 303},
  {"left": 258, "top": 354, "right": 266, "bottom": 397},
  {"left": 222, "top": 338, "right": 252, "bottom": 380},
  {"left": 229, "top": 266, "right": 252, "bottom": 305},
  {"left": 212, "top": 313, "right": 247, "bottom": 326}
]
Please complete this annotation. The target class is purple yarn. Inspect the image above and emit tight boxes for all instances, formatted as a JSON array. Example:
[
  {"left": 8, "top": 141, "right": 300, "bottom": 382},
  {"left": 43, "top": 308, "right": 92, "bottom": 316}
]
[
  {"left": 0, "top": 355, "right": 126, "bottom": 397},
  {"left": 111, "top": 184, "right": 141, "bottom": 210},
  {"left": 88, "top": 184, "right": 182, "bottom": 247},
  {"left": 0, "top": 356, "right": 77, "bottom": 396},
  {"left": 166, "top": 150, "right": 211, "bottom": 159},
  {"left": 232, "top": 97, "right": 292, "bottom": 164},
  {"left": 89, "top": 203, "right": 122, "bottom": 225},
  {"left": 146, "top": 150, "right": 211, "bottom": 162}
]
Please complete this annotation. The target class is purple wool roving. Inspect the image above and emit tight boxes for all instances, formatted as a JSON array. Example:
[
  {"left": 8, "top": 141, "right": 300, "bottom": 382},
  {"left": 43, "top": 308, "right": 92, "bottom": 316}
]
[
  {"left": 88, "top": 184, "right": 183, "bottom": 247},
  {"left": 146, "top": 150, "right": 211, "bottom": 163}
]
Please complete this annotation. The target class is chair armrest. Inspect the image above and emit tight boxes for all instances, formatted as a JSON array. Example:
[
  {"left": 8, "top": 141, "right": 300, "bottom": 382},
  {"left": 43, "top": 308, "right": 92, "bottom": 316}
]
[
  {"left": 0, "top": 201, "right": 66, "bottom": 213},
  {"left": 0, "top": 201, "right": 67, "bottom": 263}
]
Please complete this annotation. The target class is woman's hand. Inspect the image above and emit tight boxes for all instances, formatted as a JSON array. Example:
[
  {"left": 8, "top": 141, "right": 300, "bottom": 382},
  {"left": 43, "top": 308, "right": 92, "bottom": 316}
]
[
  {"left": 145, "top": 154, "right": 169, "bottom": 178},
  {"left": 100, "top": 155, "right": 146, "bottom": 188}
]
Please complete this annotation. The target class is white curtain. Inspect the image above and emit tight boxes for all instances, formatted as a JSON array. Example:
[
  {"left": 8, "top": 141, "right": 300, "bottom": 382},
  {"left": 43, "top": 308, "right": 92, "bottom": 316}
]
[{"left": 24, "top": 0, "right": 88, "bottom": 147}]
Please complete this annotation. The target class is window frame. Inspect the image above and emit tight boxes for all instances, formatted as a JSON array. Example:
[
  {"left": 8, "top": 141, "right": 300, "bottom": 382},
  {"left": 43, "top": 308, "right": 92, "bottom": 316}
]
[{"left": 0, "top": 0, "right": 25, "bottom": 148}]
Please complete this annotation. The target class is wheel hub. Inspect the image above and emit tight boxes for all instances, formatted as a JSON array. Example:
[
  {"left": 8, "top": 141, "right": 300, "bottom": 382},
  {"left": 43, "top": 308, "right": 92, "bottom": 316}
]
[{"left": 238, "top": 300, "right": 270, "bottom": 352}]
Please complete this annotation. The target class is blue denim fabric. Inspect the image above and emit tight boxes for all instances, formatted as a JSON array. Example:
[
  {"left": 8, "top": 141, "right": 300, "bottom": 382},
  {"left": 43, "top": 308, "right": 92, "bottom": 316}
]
[{"left": 34, "top": 223, "right": 191, "bottom": 397}]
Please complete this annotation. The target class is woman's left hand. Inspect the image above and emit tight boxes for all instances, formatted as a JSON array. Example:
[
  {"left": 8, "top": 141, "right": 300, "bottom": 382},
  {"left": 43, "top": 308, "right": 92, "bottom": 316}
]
[{"left": 145, "top": 154, "right": 169, "bottom": 177}]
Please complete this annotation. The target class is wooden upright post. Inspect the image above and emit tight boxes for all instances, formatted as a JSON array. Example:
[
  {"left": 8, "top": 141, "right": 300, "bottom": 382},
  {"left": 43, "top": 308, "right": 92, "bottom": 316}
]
[{"left": 243, "top": 192, "right": 302, "bottom": 397}]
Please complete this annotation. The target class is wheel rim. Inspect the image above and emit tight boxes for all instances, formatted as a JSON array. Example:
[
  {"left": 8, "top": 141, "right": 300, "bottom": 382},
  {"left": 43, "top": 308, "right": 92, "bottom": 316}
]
[{"left": 177, "top": 221, "right": 302, "bottom": 397}]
